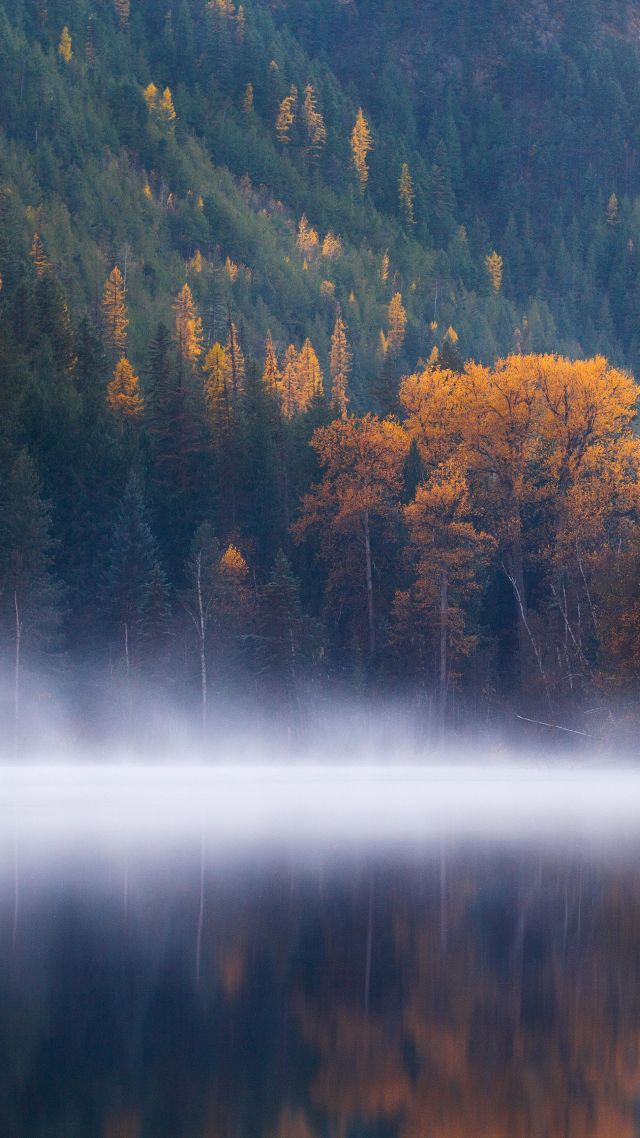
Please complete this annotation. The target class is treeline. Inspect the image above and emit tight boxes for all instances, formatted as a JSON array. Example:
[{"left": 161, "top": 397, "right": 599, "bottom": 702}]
[{"left": 2, "top": 246, "right": 640, "bottom": 740}]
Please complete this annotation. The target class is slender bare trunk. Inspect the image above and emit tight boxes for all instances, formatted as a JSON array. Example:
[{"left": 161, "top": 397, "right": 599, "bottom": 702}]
[
  {"left": 363, "top": 509, "right": 375, "bottom": 657},
  {"left": 124, "top": 621, "right": 133, "bottom": 721},
  {"left": 14, "top": 592, "right": 22, "bottom": 756},
  {"left": 439, "top": 568, "right": 448, "bottom": 730},
  {"left": 195, "top": 552, "right": 207, "bottom": 728}
]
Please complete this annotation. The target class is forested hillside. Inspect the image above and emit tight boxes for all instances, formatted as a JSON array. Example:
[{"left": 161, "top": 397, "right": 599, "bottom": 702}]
[{"left": 2, "top": 0, "right": 640, "bottom": 743}]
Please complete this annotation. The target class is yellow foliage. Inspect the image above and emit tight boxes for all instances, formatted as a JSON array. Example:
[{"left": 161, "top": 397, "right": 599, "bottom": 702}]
[
  {"left": 321, "top": 231, "right": 342, "bottom": 259},
  {"left": 102, "top": 266, "right": 128, "bottom": 356},
  {"left": 107, "top": 357, "right": 143, "bottom": 420},
  {"left": 320, "top": 280, "right": 335, "bottom": 298},
  {"left": 351, "top": 108, "right": 373, "bottom": 190},
  {"left": 220, "top": 544, "right": 249, "bottom": 578},
  {"left": 297, "top": 215, "right": 319, "bottom": 255},
  {"left": 485, "top": 250, "right": 503, "bottom": 292},
  {"left": 225, "top": 257, "right": 239, "bottom": 282},
  {"left": 276, "top": 85, "right": 297, "bottom": 145},
  {"left": 387, "top": 291, "right": 407, "bottom": 355},
  {"left": 30, "top": 232, "right": 48, "bottom": 278},
  {"left": 173, "top": 283, "right": 203, "bottom": 363},
  {"left": 58, "top": 26, "right": 72, "bottom": 63}
]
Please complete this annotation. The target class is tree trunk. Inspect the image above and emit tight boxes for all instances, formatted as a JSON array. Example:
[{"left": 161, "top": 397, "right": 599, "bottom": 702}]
[
  {"left": 439, "top": 568, "right": 448, "bottom": 731},
  {"left": 195, "top": 552, "right": 207, "bottom": 729},
  {"left": 363, "top": 509, "right": 375, "bottom": 657},
  {"left": 14, "top": 592, "right": 22, "bottom": 756}
]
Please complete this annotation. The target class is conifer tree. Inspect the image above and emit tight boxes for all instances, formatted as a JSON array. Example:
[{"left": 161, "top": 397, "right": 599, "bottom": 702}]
[
  {"left": 103, "top": 475, "right": 166, "bottom": 676},
  {"left": 0, "top": 450, "right": 63, "bottom": 746},
  {"left": 243, "top": 82, "right": 254, "bottom": 113},
  {"left": 203, "top": 342, "right": 230, "bottom": 432},
  {"left": 174, "top": 283, "right": 203, "bottom": 363},
  {"left": 159, "top": 87, "right": 177, "bottom": 128},
  {"left": 329, "top": 308, "right": 351, "bottom": 419},
  {"left": 351, "top": 108, "right": 373, "bottom": 190},
  {"left": 387, "top": 292, "right": 407, "bottom": 355},
  {"left": 102, "top": 266, "right": 128, "bottom": 357},
  {"left": 485, "top": 251, "right": 503, "bottom": 292},
  {"left": 107, "top": 357, "right": 144, "bottom": 422},
  {"left": 303, "top": 85, "right": 327, "bottom": 161},
  {"left": 398, "top": 163, "right": 415, "bottom": 224},
  {"left": 58, "top": 26, "right": 72, "bottom": 63},
  {"left": 276, "top": 85, "right": 297, "bottom": 145},
  {"left": 225, "top": 318, "right": 245, "bottom": 410},
  {"left": 258, "top": 549, "right": 319, "bottom": 693},
  {"left": 280, "top": 344, "right": 299, "bottom": 420},
  {"left": 296, "top": 338, "right": 324, "bottom": 411},
  {"left": 30, "top": 233, "right": 48, "bottom": 278},
  {"left": 262, "top": 332, "right": 281, "bottom": 393},
  {"left": 607, "top": 193, "right": 619, "bottom": 225},
  {"left": 114, "top": 0, "right": 130, "bottom": 31}
]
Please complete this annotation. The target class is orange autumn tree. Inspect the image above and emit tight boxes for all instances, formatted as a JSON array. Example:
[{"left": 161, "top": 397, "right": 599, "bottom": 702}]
[
  {"left": 294, "top": 415, "right": 409, "bottom": 657},
  {"left": 173, "top": 283, "right": 203, "bottom": 363},
  {"left": 107, "top": 356, "right": 144, "bottom": 421},
  {"left": 394, "top": 460, "right": 494, "bottom": 719},
  {"left": 102, "top": 266, "right": 128, "bottom": 356}
]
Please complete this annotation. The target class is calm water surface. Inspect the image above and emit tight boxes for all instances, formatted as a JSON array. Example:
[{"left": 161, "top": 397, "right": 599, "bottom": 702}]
[{"left": 2, "top": 834, "right": 640, "bottom": 1138}]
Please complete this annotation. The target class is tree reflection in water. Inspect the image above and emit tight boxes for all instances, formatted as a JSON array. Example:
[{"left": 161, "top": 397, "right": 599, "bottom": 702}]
[{"left": 1, "top": 851, "right": 639, "bottom": 1138}]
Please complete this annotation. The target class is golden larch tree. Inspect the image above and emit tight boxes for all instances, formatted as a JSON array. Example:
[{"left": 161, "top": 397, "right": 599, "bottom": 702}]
[
  {"left": 296, "top": 338, "right": 324, "bottom": 411},
  {"left": 351, "top": 108, "right": 373, "bottom": 190},
  {"left": 30, "top": 233, "right": 48, "bottom": 278},
  {"left": 107, "top": 357, "right": 144, "bottom": 421},
  {"left": 102, "top": 266, "right": 128, "bottom": 356},
  {"left": 606, "top": 192, "right": 619, "bottom": 226},
  {"left": 398, "top": 162, "right": 415, "bottom": 224},
  {"left": 280, "top": 344, "right": 300, "bottom": 420},
  {"left": 143, "top": 82, "right": 158, "bottom": 112},
  {"left": 203, "top": 342, "right": 231, "bottom": 432},
  {"left": 322, "top": 231, "right": 342, "bottom": 259},
  {"left": 297, "top": 215, "right": 319, "bottom": 256},
  {"left": 329, "top": 308, "right": 351, "bottom": 420},
  {"left": 58, "top": 26, "right": 72, "bottom": 63},
  {"left": 303, "top": 85, "right": 327, "bottom": 160},
  {"left": 486, "top": 250, "right": 503, "bottom": 292},
  {"left": 174, "top": 283, "right": 203, "bottom": 363},
  {"left": 262, "top": 332, "right": 281, "bottom": 394},
  {"left": 276, "top": 85, "right": 298, "bottom": 145},
  {"left": 159, "top": 87, "right": 177, "bottom": 127},
  {"left": 387, "top": 291, "right": 407, "bottom": 356}
]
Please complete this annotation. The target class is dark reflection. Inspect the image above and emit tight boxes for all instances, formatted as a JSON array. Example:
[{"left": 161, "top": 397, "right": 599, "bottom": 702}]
[{"left": 2, "top": 849, "right": 640, "bottom": 1137}]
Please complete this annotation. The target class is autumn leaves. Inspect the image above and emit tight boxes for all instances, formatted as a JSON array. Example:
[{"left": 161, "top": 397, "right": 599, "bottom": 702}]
[{"left": 298, "top": 355, "right": 640, "bottom": 709}]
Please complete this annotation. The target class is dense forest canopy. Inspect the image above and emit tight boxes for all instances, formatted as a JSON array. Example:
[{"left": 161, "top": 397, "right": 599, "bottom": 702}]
[{"left": 2, "top": 0, "right": 640, "bottom": 743}]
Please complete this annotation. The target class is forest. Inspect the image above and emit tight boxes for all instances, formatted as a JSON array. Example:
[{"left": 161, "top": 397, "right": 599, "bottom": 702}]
[{"left": 2, "top": 0, "right": 640, "bottom": 744}]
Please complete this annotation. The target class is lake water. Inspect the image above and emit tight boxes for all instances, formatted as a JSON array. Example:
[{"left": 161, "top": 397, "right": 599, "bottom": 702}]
[{"left": 2, "top": 764, "right": 640, "bottom": 1138}]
